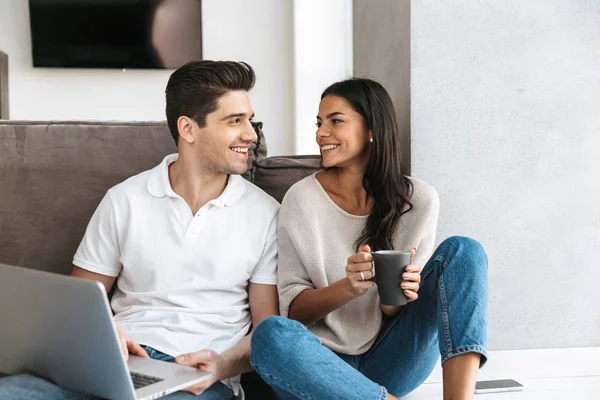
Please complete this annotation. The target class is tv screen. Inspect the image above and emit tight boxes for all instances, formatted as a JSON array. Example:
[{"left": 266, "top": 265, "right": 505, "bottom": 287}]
[{"left": 29, "top": 0, "right": 203, "bottom": 69}]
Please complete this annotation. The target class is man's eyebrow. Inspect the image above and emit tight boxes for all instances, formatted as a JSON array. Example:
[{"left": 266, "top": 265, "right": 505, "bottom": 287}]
[
  {"left": 220, "top": 112, "right": 255, "bottom": 121},
  {"left": 316, "top": 111, "right": 345, "bottom": 120}
]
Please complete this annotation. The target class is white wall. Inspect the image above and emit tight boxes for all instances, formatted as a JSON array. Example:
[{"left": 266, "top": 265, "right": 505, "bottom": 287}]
[
  {"left": 412, "top": 0, "right": 600, "bottom": 350},
  {"left": 292, "top": 0, "right": 353, "bottom": 155},
  {"left": 0, "top": 0, "right": 294, "bottom": 156}
]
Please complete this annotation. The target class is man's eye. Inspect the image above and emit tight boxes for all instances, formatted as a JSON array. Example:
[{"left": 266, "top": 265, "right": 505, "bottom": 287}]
[{"left": 230, "top": 118, "right": 241, "bottom": 124}]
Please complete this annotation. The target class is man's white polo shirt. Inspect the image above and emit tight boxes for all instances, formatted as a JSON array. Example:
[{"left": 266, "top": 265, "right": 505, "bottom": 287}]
[{"left": 73, "top": 153, "right": 279, "bottom": 362}]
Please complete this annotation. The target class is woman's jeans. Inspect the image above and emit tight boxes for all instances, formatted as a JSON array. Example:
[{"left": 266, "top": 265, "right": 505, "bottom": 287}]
[{"left": 250, "top": 236, "right": 488, "bottom": 400}]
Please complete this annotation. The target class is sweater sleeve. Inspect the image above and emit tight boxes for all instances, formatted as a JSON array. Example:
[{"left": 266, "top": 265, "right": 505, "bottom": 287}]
[
  {"left": 412, "top": 188, "right": 440, "bottom": 269},
  {"left": 276, "top": 209, "right": 315, "bottom": 318}
]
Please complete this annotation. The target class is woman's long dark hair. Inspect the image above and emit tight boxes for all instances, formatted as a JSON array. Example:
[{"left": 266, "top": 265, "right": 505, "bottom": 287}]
[{"left": 321, "top": 78, "right": 413, "bottom": 251}]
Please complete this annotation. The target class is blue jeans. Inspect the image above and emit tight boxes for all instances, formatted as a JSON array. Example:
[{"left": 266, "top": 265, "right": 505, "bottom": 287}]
[
  {"left": 0, "top": 346, "right": 234, "bottom": 400},
  {"left": 250, "top": 236, "right": 488, "bottom": 400}
]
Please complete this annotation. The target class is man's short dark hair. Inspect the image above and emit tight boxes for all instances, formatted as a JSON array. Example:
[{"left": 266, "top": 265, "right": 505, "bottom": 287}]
[{"left": 165, "top": 60, "right": 256, "bottom": 145}]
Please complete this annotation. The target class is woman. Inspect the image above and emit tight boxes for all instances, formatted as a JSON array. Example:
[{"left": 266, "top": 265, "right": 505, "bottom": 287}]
[{"left": 250, "top": 78, "right": 488, "bottom": 400}]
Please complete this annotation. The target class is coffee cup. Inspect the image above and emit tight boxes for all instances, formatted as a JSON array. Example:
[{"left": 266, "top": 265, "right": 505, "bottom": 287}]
[{"left": 370, "top": 250, "right": 412, "bottom": 306}]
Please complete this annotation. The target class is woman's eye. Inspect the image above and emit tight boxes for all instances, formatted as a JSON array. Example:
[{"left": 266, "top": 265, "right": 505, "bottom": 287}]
[
  {"left": 315, "top": 122, "right": 321, "bottom": 128},
  {"left": 332, "top": 119, "right": 342, "bottom": 124}
]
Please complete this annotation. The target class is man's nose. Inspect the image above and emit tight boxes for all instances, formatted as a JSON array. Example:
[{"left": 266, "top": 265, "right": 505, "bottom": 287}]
[{"left": 243, "top": 121, "right": 258, "bottom": 142}]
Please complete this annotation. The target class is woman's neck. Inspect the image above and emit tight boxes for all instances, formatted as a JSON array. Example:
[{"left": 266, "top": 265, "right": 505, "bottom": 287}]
[{"left": 320, "top": 166, "right": 372, "bottom": 214}]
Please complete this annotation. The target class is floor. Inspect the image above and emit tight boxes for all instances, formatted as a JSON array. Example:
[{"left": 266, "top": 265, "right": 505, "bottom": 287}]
[
  {"left": 404, "top": 347, "right": 600, "bottom": 399},
  {"left": 406, "top": 376, "right": 600, "bottom": 399}
]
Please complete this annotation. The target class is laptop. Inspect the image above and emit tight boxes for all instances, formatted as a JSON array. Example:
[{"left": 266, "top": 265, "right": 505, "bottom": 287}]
[{"left": 0, "top": 264, "right": 212, "bottom": 400}]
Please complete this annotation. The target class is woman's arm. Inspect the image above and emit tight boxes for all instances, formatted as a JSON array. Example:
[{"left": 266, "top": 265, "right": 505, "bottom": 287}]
[
  {"left": 288, "top": 279, "right": 356, "bottom": 326},
  {"left": 287, "top": 245, "right": 375, "bottom": 326},
  {"left": 277, "top": 190, "right": 374, "bottom": 325}
]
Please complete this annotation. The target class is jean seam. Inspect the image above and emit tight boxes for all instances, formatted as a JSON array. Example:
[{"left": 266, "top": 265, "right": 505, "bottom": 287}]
[
  {"left": 438, "top": 260, "right": 453, "bottom": 356},
  {"left": 441, "top": 345, "right": 488, "bottom": 366}
]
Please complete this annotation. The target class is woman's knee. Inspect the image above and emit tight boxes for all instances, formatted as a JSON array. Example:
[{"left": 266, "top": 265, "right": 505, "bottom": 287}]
[
  {"left": 251, "top": 316, "right": 304, "bottom": 363},
  {"left": 440, "top": 236, "right": 485, "bottom": 255},
  {"left": 438, "top": 236, "right": 487, "bottom": 268}
]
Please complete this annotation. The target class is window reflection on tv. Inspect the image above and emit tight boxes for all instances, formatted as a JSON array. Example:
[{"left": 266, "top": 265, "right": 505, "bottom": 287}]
[{"left": 29, "top": 0, "right": 203, "bottom": 69}]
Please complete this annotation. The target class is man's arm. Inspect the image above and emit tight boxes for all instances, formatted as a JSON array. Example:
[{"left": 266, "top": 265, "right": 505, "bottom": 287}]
[
  {"left": 174, "top": 282, "right": 278, "bottom": 395},
  {"left": 218, "top": 282, "right": 279, "bottom": 377},
  {"left": 70, "top": 265, "right": 149, "bottom": 359},
  {"left": 71, "top": 265, "right": 116, "bottom": 293}
]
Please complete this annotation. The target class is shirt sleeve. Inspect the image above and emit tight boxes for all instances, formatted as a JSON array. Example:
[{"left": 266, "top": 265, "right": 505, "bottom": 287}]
[
  {"left": 276, "top": 213, "right": 315, "bottom": 318},
  {"left": 413, "top": 190, "right": 440, "bottom": 269},
  {"left": 249, "top": 212, "right": 278, "bottom": 285},
  {"left": 72, "top": 191, "right": 122, "bottom": 277}
]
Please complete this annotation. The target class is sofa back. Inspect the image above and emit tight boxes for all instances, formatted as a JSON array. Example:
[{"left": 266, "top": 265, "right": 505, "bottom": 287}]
[{"left": 0, "top": 121, "right": 320, "bottom": 275}]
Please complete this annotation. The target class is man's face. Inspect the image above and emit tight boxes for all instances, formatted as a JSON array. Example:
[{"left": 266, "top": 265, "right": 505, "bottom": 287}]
[{"left": 187, "top": 90, "right": 257, "bottom": 175}]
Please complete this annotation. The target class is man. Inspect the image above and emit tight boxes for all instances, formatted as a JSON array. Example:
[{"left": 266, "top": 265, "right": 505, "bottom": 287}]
[{"left": 0, "top": 60, "right": 279, "bottom": 399}]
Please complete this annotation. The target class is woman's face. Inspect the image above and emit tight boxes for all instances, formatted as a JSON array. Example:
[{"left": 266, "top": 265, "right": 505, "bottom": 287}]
[{"left": 316, "top": 95, "right": 371, "bottom": 169}]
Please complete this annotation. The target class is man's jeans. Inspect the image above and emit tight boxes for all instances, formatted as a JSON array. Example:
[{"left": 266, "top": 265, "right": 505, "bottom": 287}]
[
  {"left": 0, "top": 346, "right": 234, "bottom": 400},
  {"left": 250, "top": 236, "right": 489, "bottom": 400}
]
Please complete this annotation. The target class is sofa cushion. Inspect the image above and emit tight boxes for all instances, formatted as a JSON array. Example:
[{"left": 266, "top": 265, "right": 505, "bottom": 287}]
[
  {"left": 0, "top": 121, "right": 269, "bottom": 275},
  {"left": 252, "top": 155, "right": 322, "bottom": 203},
  {"left": 0, "top": 121, "right": 176, "bottom": 275},
  {"left": 242, "top": 121, "right": 267, "bottom": 181}
]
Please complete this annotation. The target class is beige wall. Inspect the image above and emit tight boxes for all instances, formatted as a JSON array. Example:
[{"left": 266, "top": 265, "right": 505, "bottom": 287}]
[
  {"left": 0, "top": 51, "right": 7, "bottom": 119},
  {"left": 353, "top": 0, "right": 411, "bottom": 173}
]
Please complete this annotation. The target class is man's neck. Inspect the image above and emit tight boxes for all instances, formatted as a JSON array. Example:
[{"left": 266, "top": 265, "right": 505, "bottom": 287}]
[{"left": 168, "top": 155, "right": 228, "bottom": 215}]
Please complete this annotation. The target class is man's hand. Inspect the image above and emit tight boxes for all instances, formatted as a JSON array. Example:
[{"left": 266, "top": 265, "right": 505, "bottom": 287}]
[
  {"left": 170, "top": 282, "right": 277, "bottom": 395},
  {"left": 115, "top": 323, "right": 149, "bottom": 360},
  {"left": 175, "top": 350, "right": 222, "bottom": 395}
]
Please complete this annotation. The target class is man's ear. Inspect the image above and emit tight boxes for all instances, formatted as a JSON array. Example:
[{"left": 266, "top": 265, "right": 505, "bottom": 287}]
[{"left": 177, "top": 116, "right": 196, "bottom": 145}]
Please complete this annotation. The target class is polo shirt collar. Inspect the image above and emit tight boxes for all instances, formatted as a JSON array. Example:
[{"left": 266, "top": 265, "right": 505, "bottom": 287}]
[
  {"left": 214, "top": 174, "right": 246, "bottom": 207},
  {"left": 147, "top": 154, "right": 246, "bottom": 207}
]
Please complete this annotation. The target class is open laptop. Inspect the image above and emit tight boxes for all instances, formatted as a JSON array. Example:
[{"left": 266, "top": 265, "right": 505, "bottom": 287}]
[{"left": 0, "top": 264, "right": 212, "bottom": 400}]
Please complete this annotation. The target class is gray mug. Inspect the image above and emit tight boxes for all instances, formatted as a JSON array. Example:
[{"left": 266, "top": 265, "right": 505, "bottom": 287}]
[{"left": 370, "top": 250, "right": 412, "bottom": 306}]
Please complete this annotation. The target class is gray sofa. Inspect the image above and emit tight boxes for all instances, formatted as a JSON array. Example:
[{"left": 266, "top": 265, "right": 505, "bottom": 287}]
[{"left": 0, "top": 120, "right": 321, "bottom": 398}]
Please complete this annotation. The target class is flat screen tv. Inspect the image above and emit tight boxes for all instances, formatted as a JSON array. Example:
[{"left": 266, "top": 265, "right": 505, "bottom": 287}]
[{"left": 29, "top": 0, "right": 203, "bottom": 69}]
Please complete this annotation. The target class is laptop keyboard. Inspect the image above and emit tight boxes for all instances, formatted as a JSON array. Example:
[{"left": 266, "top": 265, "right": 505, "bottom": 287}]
[{"left": 130, "top": 372, "right": 164, "bottom": 389}]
